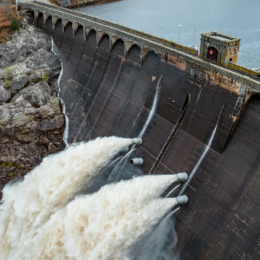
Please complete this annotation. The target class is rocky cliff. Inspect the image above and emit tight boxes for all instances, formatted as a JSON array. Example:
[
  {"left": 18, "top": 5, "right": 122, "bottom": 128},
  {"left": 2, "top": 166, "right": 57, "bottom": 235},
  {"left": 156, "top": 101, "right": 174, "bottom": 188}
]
[{"left": 0, "top": 14, "right": 65, "bottom": 198}]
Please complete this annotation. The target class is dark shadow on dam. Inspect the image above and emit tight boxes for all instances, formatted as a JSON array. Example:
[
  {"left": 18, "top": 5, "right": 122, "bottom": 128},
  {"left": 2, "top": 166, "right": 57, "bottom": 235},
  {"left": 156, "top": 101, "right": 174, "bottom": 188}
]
[{"left": 38, "top": 18, "right": 260, "bottom": 260}]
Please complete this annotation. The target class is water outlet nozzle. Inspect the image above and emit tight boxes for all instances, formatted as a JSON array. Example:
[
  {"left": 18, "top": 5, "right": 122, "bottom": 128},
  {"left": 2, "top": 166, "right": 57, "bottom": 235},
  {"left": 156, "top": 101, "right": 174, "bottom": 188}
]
[
  {"left": 176, "top": 195, "right": 188, "bottom": 204},
  {"left": 130, "top": 158, "right": 143, "bottom": 165},
  {"left": 176, "top": 172, "right": 188, "bottom": 181},
  {"left": 132, "top": 138, "right": 142, "bottom": 145},
  {"left": 121, "top": 146, "right": 130, "bottom": 153}
]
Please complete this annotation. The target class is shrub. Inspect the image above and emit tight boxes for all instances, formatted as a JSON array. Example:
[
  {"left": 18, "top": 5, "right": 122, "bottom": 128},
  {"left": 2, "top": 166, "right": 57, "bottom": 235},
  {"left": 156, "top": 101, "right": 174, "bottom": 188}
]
[
  {"left": 4, "top": 80, "right": 12, "bottom": 89},
  {"left": 42, "top": 73, "right": 48, "bottom": 82},
  {"left": 10, "top": 17, "right": 19, "bottom": 31}
]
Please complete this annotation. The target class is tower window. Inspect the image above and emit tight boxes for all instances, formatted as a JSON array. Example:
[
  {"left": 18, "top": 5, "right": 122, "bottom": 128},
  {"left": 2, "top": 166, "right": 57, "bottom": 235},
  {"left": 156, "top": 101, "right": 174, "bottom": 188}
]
[{"left": 207, "top": 47, "right": 218, "bottom": 61}]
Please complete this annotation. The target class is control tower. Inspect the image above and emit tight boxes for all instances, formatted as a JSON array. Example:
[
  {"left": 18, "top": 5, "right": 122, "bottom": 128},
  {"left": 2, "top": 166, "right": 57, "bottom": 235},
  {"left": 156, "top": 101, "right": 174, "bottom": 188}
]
[{"left": 199, "top": 31, "right": 241, "bottom": 65}]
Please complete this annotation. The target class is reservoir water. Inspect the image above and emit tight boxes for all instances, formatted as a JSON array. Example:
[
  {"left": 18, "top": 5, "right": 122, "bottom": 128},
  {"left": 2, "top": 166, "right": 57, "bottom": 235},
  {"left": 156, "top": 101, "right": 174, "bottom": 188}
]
[{"left": 77, "top": 0, "right": 260, "bottom": 69}]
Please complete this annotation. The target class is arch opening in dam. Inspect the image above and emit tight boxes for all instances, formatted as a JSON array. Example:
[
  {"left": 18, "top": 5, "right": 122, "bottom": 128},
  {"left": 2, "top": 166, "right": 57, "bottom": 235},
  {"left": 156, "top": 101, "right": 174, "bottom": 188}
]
[{"left": 13, "top": 2, "right": 260, "bottom": 259}]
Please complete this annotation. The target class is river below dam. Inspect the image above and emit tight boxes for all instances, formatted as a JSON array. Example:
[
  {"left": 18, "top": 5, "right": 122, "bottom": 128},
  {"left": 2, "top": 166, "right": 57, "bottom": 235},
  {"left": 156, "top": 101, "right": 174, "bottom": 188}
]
[{"left": 76, "top": 0, "right": 260, "bottom": 69}]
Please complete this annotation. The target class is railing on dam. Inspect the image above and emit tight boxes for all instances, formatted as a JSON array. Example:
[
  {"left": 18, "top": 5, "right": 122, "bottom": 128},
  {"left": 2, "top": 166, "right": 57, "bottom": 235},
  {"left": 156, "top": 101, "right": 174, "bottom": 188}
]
[{"left": 227, "top": 62, "right": 260, "bottom": 80}]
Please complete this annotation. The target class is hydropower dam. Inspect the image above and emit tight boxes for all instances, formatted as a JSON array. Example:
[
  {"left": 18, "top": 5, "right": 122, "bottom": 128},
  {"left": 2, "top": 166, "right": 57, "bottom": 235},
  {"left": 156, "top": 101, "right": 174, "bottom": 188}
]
[{"left": 17, "top": 2, "right": 260, "bottom": 259}]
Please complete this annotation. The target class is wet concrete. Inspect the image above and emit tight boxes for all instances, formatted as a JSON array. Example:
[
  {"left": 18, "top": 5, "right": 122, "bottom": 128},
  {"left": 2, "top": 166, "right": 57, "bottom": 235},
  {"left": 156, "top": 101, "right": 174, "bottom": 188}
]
[{"left": 39, "top": 15, "right": 260, "bottom": 260}]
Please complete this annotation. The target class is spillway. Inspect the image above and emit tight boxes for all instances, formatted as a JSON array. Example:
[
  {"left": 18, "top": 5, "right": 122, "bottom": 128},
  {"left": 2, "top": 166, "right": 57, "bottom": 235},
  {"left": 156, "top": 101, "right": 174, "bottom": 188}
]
[{"left": 12, "top": 7, "right": 260, "bottom": 259}]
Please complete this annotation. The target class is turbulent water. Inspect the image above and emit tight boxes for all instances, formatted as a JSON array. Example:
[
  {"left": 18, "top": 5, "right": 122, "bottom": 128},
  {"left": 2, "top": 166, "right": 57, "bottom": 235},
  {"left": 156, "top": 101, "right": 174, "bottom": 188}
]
[{"left": 0, "top": 137, "right": 182, "bottom": 260}]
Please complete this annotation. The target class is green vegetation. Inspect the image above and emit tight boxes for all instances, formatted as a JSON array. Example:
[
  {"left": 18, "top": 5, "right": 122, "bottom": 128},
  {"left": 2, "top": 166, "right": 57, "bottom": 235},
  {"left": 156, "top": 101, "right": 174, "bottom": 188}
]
[
  {"left": 42, "top": 73, "right": 48, "bottom": 82},
  {"left": 11, "top": 173, "right": 16, "bottom": 178},
  {"left": 1, "top": 162, "right": 14, "bottom": 167},
  {"left": 17, "top": 165, "right": 22, "bottom": 169},
  {"left": 30, "top": 118, "right": 34, "bottom": 122},
  {"left": 10, "top": 17, "right": 19, "bottom": 31},
  {"left": 3, "top": 67, "right": 13, "bottom": 80},
  {"left": 4, "top": 80, "right": 12, "bottom": 89}
]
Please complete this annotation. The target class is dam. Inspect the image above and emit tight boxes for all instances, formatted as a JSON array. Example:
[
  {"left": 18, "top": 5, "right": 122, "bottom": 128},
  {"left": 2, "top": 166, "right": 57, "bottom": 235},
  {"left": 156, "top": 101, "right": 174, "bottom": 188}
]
[{"left": 17, "top": 2, "right": 260, "bottom": 259}]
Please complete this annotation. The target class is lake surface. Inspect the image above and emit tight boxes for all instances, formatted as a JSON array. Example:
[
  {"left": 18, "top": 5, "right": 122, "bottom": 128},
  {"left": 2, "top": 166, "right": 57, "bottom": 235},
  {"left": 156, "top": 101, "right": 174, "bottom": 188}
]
[{"left": 77, "top": 0, "right": 260, "bottom": 69}]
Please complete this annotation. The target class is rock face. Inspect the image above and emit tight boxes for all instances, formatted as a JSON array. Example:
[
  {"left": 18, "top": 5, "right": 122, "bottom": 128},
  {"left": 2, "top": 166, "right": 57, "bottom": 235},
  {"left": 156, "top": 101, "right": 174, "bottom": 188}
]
[{"left": 0, "top": 14, "right": 65, "bottom": 198}]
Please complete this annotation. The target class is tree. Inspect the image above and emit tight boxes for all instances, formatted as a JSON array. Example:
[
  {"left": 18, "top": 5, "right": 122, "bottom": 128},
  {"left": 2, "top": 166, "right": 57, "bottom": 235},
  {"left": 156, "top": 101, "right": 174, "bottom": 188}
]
[{"left": 10, "top": 16, "right": 19, "bottom": 30}]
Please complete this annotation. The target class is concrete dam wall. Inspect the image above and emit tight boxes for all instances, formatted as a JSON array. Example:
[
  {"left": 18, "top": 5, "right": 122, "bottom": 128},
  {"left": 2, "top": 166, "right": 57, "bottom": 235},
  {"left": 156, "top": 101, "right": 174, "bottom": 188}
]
[{"left": 20, "top": 3, "right": 260, "bottom": 259}]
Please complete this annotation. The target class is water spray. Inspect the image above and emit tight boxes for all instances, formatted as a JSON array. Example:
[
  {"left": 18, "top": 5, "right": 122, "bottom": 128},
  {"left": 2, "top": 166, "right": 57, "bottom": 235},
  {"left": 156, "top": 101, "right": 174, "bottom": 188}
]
[
  {"left": 178, "top": 104, "right": 226, "bottom": 195},
  {"left": 165, "top": 184, "right": 180, "bottom": 198},
  {"left": 51, "top": 38, "right": 69, "bottom": 146}
]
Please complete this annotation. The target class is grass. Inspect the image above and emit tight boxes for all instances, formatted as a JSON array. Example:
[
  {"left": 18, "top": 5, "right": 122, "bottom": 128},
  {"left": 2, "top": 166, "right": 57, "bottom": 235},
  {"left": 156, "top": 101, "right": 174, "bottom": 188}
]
[
  {"left": 42, "top": 73, "right": 48, "bottom": 82},
  {"left": 4, "top": 80, "right": 12, "bottom": 89}
]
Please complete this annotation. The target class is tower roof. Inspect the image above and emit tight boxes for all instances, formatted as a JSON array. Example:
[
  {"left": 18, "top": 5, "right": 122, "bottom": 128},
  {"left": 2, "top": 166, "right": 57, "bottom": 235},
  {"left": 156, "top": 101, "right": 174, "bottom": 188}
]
[{"left": 201, "top": 31, "right": 241, "bottom": 45}]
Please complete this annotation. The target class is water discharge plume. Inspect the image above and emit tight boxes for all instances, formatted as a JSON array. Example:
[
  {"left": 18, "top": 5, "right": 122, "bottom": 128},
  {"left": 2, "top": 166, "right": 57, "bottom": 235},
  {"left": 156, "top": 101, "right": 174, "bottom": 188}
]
[
  {"left": 107, "top": 148, "right": 138, "bottom": 183},
  {"left": 178, "top": 104, "right": 225, "bottom": 195},
  {"left": 0, "top": 137, "right": 132, "bottom": 258},
  {"left": 129, "top": 211, "right": 179, "bottom": 260},
  {"left": 51, "top": 38, "right": 70, "bottom": 146},
  {"left": 16, "top": 175, "right": 180, "bottom": 260},
  {"left": 82, "top": 156, "right": 123, "bottom": 195}
]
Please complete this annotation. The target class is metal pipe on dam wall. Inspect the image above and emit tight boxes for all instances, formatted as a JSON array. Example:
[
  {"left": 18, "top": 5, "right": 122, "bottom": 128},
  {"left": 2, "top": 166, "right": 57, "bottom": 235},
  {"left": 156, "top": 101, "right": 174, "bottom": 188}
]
[{"left": 35, "top": 13, "right": 260, "bottom": 260}]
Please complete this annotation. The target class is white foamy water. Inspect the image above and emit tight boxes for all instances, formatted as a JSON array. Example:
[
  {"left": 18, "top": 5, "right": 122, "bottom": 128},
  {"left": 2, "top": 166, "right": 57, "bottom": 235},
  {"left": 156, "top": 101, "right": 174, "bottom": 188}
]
[
  {"left": 0, "top": 137, "right": 132, "bottom": 259},
  {"left": 50, "top": 38, "right": 70, "bottom": 146},
  {"left": 21, "top": 175, "right": 178, "bottom": 260}
]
